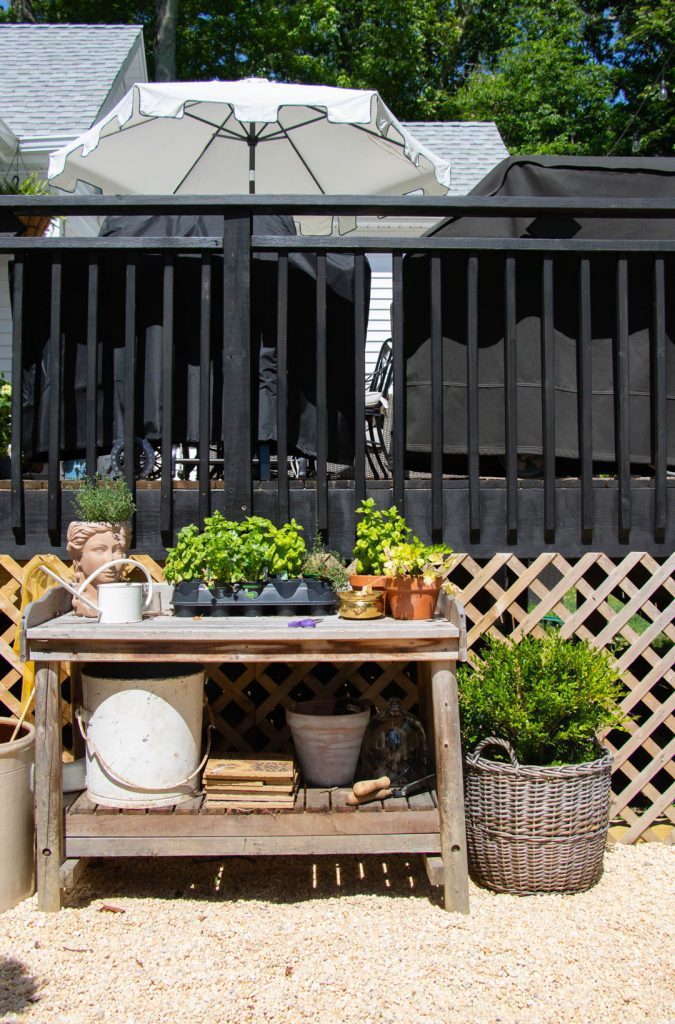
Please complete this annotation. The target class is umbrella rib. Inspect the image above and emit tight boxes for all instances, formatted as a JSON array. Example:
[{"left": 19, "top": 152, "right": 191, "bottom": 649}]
[
  {"left": 276, "top": 124, "right": 326, "bottom": 194},
  {"left": 174, "top": 108, "right": 242, "bottom": 193}
]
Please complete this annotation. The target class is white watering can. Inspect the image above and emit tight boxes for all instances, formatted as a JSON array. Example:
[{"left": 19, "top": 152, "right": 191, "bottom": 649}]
[{"left": 39, "top": 558, "right": 154, "bottom": 623}]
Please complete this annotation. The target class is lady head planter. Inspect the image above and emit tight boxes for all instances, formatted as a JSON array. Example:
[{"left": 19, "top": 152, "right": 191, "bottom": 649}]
[{"left": 66, "top": 520, "right": 132, "bottom": 617}]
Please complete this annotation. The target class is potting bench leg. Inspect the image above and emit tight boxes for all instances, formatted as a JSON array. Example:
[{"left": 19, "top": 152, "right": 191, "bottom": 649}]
[
  {"left": 431, "top": 658, "right": 470, "bottom": 914},
  {"left": 34, "top": 660, "right": 64, "bottom": 912}
]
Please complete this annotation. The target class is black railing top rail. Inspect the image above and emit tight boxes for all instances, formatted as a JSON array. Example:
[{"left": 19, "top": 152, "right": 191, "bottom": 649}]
[{"left": 1, "top": 192, "right": 674, "bottom": 218}]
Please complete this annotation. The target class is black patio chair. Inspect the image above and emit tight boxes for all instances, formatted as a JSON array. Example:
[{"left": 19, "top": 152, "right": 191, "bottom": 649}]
[{"left": 365, "top": 339, "right": 393, "bottom": 478}]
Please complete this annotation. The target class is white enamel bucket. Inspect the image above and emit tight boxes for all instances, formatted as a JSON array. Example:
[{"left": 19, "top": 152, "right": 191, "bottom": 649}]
[
  {"left": 79, "top": 664, "right": 208, "bottom": 808},
  {"left": 0, "top": 720, "right": 35, "bottom": 911}
]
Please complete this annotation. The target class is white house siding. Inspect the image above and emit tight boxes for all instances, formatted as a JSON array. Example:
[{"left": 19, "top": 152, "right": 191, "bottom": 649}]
[
  {"left": 365, "top": 254, "right": 393, "bottom": 375},
  {"left": 0, "top": 257, "right": 12, "bottom": 378}
]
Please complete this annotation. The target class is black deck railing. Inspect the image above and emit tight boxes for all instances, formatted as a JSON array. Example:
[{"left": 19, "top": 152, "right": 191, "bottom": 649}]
[{"left": 0, "top": 194, "right": 673, "bottom": 559}]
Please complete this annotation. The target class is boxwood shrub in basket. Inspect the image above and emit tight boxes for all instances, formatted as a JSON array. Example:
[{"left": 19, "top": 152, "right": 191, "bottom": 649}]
[{"left": 458, "top": 631, "right": 627, "bottom": 895}]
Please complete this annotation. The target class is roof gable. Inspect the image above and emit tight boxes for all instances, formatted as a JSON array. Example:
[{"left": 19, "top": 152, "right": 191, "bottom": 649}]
[
  {"left": 0, "top": 24, "right": 146, "bottom": 141},
  {"left": 403, "top": 121, "right": 509, "bottom": 194}
]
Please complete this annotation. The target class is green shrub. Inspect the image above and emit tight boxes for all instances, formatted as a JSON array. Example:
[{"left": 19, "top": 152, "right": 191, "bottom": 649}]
[
  {"left": 458, "top": 631, "right": 626, "bottom": 765},
  {"left": 70, "top": 476, "right": 136, "bottom": 524},
  {"left": 0, "top": 373, "right": 10, "bottom": 456}
]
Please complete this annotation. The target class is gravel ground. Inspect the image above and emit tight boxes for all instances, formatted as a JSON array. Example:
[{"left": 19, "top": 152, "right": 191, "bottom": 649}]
[{"left": 0, "top": 843, "right": 673, "bottom": 1024}]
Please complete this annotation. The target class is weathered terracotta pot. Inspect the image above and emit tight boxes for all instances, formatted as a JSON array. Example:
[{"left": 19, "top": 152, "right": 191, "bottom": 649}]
[
  {"left": 386, "top": 577, "right": 441, "bottom": 620},
  {"left": 348, "top": 573, "right": 387, "bottom": 591},
  {"left": 286, "top": 699, "right": 370, "bottom": 787}
]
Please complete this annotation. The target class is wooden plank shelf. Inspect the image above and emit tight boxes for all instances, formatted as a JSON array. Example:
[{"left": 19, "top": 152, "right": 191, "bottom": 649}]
[{"left": 64, "top": 787, "right": 442, "bottom": 858}]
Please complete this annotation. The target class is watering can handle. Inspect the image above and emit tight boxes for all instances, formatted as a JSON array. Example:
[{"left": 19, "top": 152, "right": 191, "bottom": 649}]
[{"left": 38, "top": 558, "right": 154, "bottom": 615}]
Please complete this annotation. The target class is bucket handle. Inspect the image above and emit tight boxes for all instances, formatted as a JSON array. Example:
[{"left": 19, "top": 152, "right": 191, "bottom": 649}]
[
  {"left": 39, "top": 558, "right": 154, "bottom": 615},
  {"left": 75, "top": 704, "right": 213, "bottom": 792},
  {"left": 466, "top": 736, "right": 520, "bottom": 769}
]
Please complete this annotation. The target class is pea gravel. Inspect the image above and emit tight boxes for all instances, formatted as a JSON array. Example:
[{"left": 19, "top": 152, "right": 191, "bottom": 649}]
[{"left": 0, "top": 843, "right": 673, "bottom": 1024}]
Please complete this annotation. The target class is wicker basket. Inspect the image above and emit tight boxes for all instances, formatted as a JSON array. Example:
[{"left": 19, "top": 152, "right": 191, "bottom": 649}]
[{"left": 464, "top": 737, "right": 612, "bottom": 895}]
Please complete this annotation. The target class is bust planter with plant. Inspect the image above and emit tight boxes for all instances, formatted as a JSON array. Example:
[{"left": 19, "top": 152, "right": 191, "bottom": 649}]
[
  {"left": 382, "top": 540, "right": 456, "bottom": 620},
  {"left": 166, "top": 513, "right": 336, "bottom": 616},
  {"left": 350, "top": 498, "right": 412, "bottom": 590},
  {"left": 66, "top": 476, "right": 137, "bottom": 616},
  {"left": 458, "top": 631, "right": 626, "bottom": 895}
]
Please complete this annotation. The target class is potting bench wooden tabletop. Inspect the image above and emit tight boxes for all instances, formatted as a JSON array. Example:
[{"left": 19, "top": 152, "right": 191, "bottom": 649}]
[{"left": 23, "top": 587, "right": 469, "bottom": 914}]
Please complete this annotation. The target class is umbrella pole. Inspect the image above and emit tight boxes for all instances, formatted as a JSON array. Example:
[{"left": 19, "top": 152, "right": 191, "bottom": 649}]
[{"left": 248, "top": 122, "right": 256, "bottom": 195}]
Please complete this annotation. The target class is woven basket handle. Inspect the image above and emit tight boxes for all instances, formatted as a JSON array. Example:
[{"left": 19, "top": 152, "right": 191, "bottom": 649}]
[{"left": 468, "top": 736, "right": 520, "bottom": 768}]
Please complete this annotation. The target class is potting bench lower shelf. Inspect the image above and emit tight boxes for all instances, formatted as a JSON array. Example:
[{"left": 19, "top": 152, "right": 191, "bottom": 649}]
[
  {"left": 64, "top": 786, "right": 441, "bottom": 858},
  {"left": 23, "top": 586, "right": 468, "bottom": 914}
]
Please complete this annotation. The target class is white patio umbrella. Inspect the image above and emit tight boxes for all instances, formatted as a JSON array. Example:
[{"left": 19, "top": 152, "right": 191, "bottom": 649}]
[{"left": 48, "top": 78, "right": 450, "bottom": 232}]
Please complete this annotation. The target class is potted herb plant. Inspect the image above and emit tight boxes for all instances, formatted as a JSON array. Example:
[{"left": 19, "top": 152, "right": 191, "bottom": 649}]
[
  {"left": 382, "top": 540, "right": 456, "bottom": 620},
  {"left": 0, "top": 172, "right": 52, "bottom": 236},
  {"left": 350, "top": 498, "right": 412, "bottom": 590},
  {"left": 66, "top": 476, "right": 137, "bottom": 616},
  {"left": 165, "top": 514, "right": 336, "bottom": 616},
  {"left": 458, "top": 631, "right": 626, "bottom": 895}
]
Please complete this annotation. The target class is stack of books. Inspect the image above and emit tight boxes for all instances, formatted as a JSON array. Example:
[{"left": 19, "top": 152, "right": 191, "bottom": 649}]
[{"left": 203, "top": 754, "right": 298, "bottom": 810}]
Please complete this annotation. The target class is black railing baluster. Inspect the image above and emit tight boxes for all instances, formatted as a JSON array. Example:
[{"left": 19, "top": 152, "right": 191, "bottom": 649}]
[
  {"left": 10, "top": 255, "right": 24, "bottom": 538},
  {"left": 160, "top": 254, "right": 175, "bottom": 540},
  {"left": 316, "top": 253, "right": 328, "bottom": 534},
  {"left": 392, "top": 253, "right": 405, "bottom": 512},
  {"left": 85, "top": 255, "right": 99, "bottom": 478},
  {"left": 276, "top": 253, "right": 289, "bottom": 525},
  {"left": 542, "top": 257, "right": 556, "bottom": 538},
  {"left": 123, "top": 258, "right": 136, "bottom": 509},
  {"left": 353, "top": 253, "right": 366, "bottom": 505},
  {"left": 653, "top": 256, "right": 667, "bottom": 539},
  {"left": 430, "top": 254, "right": 443, "bottom": 540},
  {"left": 504, "top": 256, "right": 517, "bottom": 540},
  {"left": 222, "top": 214, "right": 252, "bottom": 519},
  {"left": 467, "top": 255, "right": 480, "bottom": 535},
  {"left": 199, "top": 256, "right": 211, "bottom": 526},
  {"left": 47, "top": 258, "right": 62, "bottom": 540},
  {"left": 578, "top": 258, "right": 593, "bottom": 538},
  {"left": 616, "top": 257, "right": 631, "bottom": 536}
]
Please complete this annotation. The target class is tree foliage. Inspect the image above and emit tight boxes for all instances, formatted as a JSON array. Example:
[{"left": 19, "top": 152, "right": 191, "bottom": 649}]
[{"left": 1, "top": 0, "right": 672, "bottom": 155}]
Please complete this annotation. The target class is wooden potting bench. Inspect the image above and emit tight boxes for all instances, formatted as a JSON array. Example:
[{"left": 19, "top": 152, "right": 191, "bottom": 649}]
[{"left": 23, "top": 587, "right": 469, "bottom": 914}]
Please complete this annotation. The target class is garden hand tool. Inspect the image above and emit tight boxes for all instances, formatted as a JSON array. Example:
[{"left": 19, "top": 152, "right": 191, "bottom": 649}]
[{"left": 346, "top": 773, "right": 436, "bottom": 805}]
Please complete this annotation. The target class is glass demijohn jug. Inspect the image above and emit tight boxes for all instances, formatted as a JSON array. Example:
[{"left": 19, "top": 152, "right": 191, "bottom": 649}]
[{"left": 360, "top": 698, "right": 427, "bottom": 787}]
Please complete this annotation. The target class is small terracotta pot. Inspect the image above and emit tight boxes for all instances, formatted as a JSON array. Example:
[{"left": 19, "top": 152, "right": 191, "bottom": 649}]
[
  {"left": 349, "top": 574, "right": 387, "bottom": 591},
  {"left": 386, "top": 577, "right": 441, "bottom": 620}
]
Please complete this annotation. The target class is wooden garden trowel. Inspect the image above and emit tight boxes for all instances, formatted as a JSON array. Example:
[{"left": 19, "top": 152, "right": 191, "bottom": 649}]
[{"left": 346, "top": 773, "right": 436, "bottom": 805}]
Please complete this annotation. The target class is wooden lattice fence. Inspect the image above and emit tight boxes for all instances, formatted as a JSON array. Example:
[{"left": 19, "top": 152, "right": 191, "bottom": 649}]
[{"left": 1, "top": 551, "right": 672, "bottom": 844}]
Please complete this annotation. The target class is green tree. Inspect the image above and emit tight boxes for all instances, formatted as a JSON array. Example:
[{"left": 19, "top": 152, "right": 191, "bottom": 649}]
[{"left": 2, "top": 0, "right": 672, "bottom": 155}]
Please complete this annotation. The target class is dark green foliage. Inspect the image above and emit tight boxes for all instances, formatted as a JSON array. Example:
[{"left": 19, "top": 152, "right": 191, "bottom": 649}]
[
  {"left": 458, "top": 631, "right": 627, "bottom": 766},
  {"left": 70, "top": 476, "right": 136, "bottom": 524}
]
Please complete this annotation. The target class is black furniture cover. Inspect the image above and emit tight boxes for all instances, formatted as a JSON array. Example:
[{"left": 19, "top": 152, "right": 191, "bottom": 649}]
[
  {"left": 20, "top": 212, "right": 368, "bottom": 466},
  {"left": 403, "top": 156, "right": 675, "bottom": 471}
]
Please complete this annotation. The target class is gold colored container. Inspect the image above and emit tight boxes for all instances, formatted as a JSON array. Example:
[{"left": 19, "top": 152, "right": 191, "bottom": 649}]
[{"left": 337, "top": 589, "right": 385, "bottom": 620}]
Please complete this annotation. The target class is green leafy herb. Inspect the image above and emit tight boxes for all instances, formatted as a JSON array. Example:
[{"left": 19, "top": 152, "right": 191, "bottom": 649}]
[
  {"left": 302, "top": 533, "right": 350, "bottom": 591},
  {"left": 353, "top": 498, "right": 412, "bottom": 575}
]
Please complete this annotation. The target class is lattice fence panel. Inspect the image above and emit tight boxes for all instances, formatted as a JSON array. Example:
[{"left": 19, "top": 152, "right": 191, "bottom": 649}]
[{"left": 1, "top": 552, "right": 672, "bottom": 843}]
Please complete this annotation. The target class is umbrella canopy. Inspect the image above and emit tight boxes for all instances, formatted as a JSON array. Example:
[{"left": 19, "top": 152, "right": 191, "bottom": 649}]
[{"left": 48, "top": 78, "right": 450, "bottom": 204}]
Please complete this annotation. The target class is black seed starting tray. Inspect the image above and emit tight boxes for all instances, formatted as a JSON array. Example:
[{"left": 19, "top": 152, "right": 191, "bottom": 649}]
[{"left": 171, "top": 579, "right": 337, "bottom": 617}]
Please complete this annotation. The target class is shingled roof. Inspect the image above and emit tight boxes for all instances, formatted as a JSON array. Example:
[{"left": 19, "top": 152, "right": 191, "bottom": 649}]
[
  {"left": 0, "top": 23, "right": 146, "bottom": 142},
  {"left": 403, "top": 121, "right": 509, "bottom": 194}
]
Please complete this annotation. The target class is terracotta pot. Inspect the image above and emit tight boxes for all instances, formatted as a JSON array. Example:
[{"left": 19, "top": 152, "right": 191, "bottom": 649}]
[
  {"left": 348, "top": 574, "right": 387, "bottom": 591},
  {"left": 386, "top": 576, "right": 441, "bottom": 620}
]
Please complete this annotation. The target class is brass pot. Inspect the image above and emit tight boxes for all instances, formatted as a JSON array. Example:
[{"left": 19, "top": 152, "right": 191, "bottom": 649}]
[{"left": 337, "top": 589, "right": 385, "bottom": 620}]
